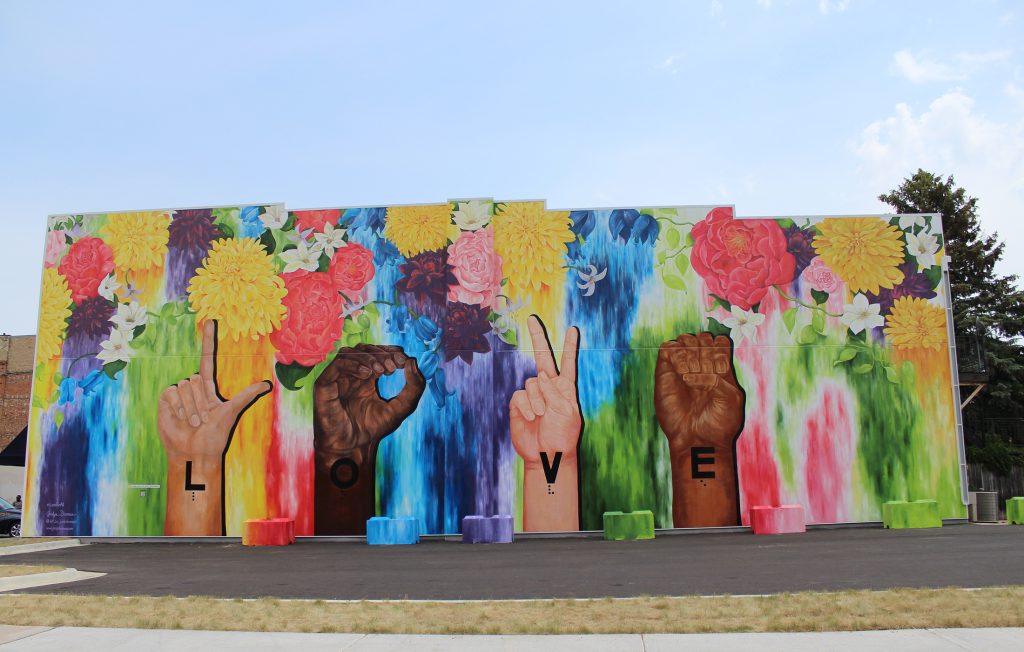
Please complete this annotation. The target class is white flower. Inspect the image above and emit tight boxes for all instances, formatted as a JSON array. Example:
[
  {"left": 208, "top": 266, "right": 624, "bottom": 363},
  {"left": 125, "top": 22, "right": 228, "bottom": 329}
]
[
  {"left": 491, "top": 313, "right": 515, "bottom": 334},
  {"left": 840, "top": 293, "right": 884, "bottom": 334},
  {"left": 97, "top": 275, "right": 121, "bottom": 302},
  {"left": 96, "top": 329, "right": 135, "bottom": 365},
  {"left": 279, "top": 239, "right": 321, "bottom": 273},
  {"left": 110, "top": 301, "right": 148, "bottom": 333},
  {"left": 452, "top": 200, "right": 492, "bottom": 231},
  {"left": 905, "top": 232, "right": 939, "bottom": 269},
  {"left": 721, "top": 306, "right": 765, "bottom": 344},
  {"left": 898, "top": 215, "right": 927, "bottom": 232},
  {"left": 262, "top": 205, "right": 288, "bottom": 229},
  {"left": 575, "top": 265, "right": 608, "bottom": 297},
  {"left": 312, "top": 222, "right": 347, "bottom": 258}
]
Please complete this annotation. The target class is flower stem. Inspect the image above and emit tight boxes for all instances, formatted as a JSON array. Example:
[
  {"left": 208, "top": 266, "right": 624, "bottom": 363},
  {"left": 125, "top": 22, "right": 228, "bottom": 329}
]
[
  {"left": 773, "top": 285, "right": 842, "bottom": 317},
  {"left": 654, "top": 217, "right": 695, "bottom": 227}
]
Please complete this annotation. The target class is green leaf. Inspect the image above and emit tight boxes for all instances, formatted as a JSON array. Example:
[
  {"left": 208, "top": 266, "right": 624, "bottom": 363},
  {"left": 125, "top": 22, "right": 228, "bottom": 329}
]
[
  {"left": 674, "top": 254, "right": 690, "bottom": 276},
  {"left": 160, "top": 302, "right": 177, "bottom": 319},
  {"left": 500, "top": 329, "right": 518, "bottom": 347},
  {"left": 52, "top": 372, "right": 63, "bottom": 385},
  {"left": 811, "top": 310, "right": 826, "bottom": 335},
  {"left": 782, "top": 308, "right": 798, "bottom": 333},
  {"left": 684, "top": 232, "right": 695, "bottom": 248},
  {"left": 259, "top": 229, "right": 276, "bottom": 254},
  {"left": 356, "top": 313, "right": 372, "bottom": 330},
  {"left": 884, "top": 365, "right": 899, "bottom": 384},
  {"left": 657, "top": 250, "right": 667, "bottom": 265},
  {"left": 283, "top": 213, "right": 297, "bottom": 231},
  {"left": 924, "top": 265, "right": 943, "bottom": 289},
  {"left": 666, "top": 228, "right": 680, "bottom": 249},
  {"left": 218, "top": 223, "right": 235, "bottom": 240},
  {"left": 776, "top": 218, "right": 796, "bottom": 230},
  {"left": 103, "top": 360, "right": 127, "bottom": 379},
  {"left": 798, "top": 325, "right": 818, "bottom": 345},
  {"left": 663, "top": 273, "right": 687, "bottom": 291},
  {"left": 53, "top": 410, "right": 64, "bottom": 429},
  {"left": 32, "top": 394, "right": 47, "bottom": 410},
  {"left": 363, "top": 302, "right": 379, "bottom": 316},
  {"left": 709, "top": 294, "right": 732, "bottom": 312},
  {"left": 837, "top": 347, "right": 858, "bottom": 363},
  {"left": 852, "top": 363, "right": 874, "bottom": 374},
  {"left": 132, "top": 324, "right": 146, "bottom": 339},
  {"left": 810, "top": 289, "right": 829, "bottom": 305},
  {"left": 316, "top": 253, "right": 331, "bottom": 273},
  {"left": 706, "top": 317, "right": 730, "bottom": 337},
  {"left": 344, "top": 332, "right": 362, "bottom": 347},
  {"left": 275, "top": 362, "right": 313, "bottom": 392}
]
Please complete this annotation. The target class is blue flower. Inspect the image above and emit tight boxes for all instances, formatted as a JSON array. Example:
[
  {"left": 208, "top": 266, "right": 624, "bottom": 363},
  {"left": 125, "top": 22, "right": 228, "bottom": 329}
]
[
  {"left": 386, "top": 304, "right": 411, "bottom": 333},
  {"left": 240, "top": 206, "right": 265, "bottom": 238},
  {"left": 342, "top": 207, "right": 387, "bottom": 234},
  {"left": 418, "top": 350, "right": 439, "bottom": 378},
  {"left": 78, "top": 370, "right": 104, "bottom": 396},
  {"left": 567, "top": 210, "right": 596, "bottom": 262},
  {"left": 413, "top": 316, "right": 441, "bottom": 345},
  {"left": 58, "top": 378, "right": 76, "bottom": 405},
  {"left": 372, "top": 238, "right": 402, "bottom": 267},
  {"left": 609, "top": 209, "right": 660, "bottom": 245},
  {"left": 428, "top": 367, "right": 450, "bottom": 408}
]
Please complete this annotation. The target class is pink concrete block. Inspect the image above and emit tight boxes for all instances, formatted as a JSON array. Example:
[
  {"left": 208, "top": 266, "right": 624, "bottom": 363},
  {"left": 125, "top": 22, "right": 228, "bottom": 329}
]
[{"left": 750, "top": 504, "right": 805, "bottom": 535}]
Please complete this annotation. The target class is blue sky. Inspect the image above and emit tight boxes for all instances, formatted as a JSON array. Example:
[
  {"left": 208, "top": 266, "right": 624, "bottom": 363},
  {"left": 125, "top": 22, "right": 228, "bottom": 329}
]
[{"left": 1, "top": 1, "right": 1021, "bottom": 334}]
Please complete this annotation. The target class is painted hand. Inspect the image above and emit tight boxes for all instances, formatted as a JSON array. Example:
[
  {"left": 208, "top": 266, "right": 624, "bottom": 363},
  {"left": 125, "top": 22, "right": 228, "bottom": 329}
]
[
  {"left": 312, "top": 343, "right": 425, "bottom": 535},
  {"left": 654, "top": 332, "right": 745, "bottom": 527},
  {"left": 510, "top": 315, "right": 582, "bottom": 531}
]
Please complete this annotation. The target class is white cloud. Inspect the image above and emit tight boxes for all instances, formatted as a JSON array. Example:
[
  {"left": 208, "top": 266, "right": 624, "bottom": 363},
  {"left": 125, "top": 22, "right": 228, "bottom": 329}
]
[
  {"left": 819, "top": 0, "right": 850, "bottom": 15},
  {"left": 709, "top": 0, "right": 724, "bottom": 17},
  {"left": 757, "top": 0, "right": 774, "bottom": 7},
  {"left": 854, "top": 91, "right": 1024, "bottom": 277},
  {"left": 660, "top": 54, "right": 680, "bottom": 74},
  {"left": 891, "top": 49, "right": 1010, "bottom": 83}
]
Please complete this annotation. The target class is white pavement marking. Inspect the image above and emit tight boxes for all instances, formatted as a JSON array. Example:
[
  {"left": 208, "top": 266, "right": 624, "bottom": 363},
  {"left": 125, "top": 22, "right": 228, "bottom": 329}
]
[
  {"left": 0, "top": 628, "right": 1022, "bottom": 651},
  {"left": 0, "top": 569, "right": 104, "bottom": 593},
  {"left": 0, "top": 541, "right": 82, "bottom": 557}
]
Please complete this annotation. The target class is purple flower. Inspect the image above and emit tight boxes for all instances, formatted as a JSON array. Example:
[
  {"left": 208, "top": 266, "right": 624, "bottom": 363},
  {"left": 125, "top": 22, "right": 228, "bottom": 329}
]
[
  {"left": 168, "top": 209, "right": 222, "bottom": 251},
  {"left": 784, "top": 225, "right": 816, "bottom": 277},
  {"left": 442, "top": 302, "right": 491, "bottom": 363},
  {"left": 67, "top": 296, "right": 115, "bottom": 339},
  {"left": 395, "top": 251, "right": 452, "bottom": 305},
  {"left": 868, "top": 261, "right": 938, "bottom": 316}
]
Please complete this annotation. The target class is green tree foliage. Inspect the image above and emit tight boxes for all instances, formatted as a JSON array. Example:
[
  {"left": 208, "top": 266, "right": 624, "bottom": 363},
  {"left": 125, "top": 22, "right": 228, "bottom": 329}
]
[{"left": 879, "top": 169, "right": 1024, "bottom": 415}]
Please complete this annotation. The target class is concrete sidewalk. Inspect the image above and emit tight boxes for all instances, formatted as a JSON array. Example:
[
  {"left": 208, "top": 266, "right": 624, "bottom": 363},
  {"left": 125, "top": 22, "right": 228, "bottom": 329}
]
[{"left": 0, "top": 626, "right": 1021, "bottom": 650}]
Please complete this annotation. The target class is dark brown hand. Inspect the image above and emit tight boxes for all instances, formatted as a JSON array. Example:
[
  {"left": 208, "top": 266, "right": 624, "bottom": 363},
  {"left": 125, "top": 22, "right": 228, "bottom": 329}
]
[
  {"left": 654, "top": 332, "right": 745, "bottom": 528},
  {"left": 313, "top": 343, "right": 425, "bottom": 535}
]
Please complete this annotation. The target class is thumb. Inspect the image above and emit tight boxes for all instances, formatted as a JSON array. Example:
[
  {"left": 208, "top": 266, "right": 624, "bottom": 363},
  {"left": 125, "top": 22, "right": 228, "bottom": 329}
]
[
  {"left": 384, "top": 358, "right": 426, "bottom": 422},
  {"left": 224, "top": 380, "right": 273, "bottom": 419}
]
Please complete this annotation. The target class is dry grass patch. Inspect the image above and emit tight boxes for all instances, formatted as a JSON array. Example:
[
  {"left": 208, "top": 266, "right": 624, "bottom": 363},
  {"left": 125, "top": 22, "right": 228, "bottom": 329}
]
[
  {"left": 0, "top": 587, "right": 1022, "bottom": 634},
  {"left": 0, "top": 565, "right": 64, "bottom": 578},
  {"left": 0, "top": 538, "right": 71, "bottom": 548}
]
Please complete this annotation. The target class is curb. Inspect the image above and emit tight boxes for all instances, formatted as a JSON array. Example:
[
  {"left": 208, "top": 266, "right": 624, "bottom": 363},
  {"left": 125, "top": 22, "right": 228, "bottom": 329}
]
[{"left": 0, "top": 540, "right": 83, "bottom": 556}]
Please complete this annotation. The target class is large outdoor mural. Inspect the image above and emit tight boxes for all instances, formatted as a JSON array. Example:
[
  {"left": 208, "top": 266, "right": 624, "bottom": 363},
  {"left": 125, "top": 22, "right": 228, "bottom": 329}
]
[{"left": 23, "top": 201, "right": 966, "bottom": 536}]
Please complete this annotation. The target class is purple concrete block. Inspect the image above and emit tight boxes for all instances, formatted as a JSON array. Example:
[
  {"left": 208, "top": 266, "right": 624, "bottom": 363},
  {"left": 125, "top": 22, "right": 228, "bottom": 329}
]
[
  {"left": 750, "top": 504, "right": 806, "bottom": 534},
  {"left": 462, "top": 515, "right": 514, "bottom": 544}
]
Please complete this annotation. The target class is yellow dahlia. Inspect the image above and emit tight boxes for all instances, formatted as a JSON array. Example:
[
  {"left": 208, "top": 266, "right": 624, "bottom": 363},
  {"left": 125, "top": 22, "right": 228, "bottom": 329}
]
[
  {"left": 100, "top": 211, "right": 171, "bottom": 271},
  {"left": 187, "top": 238, "right": 287, "bottom": 341},
  {"left": 492, "top": 202, "right": 573, "bottom": 296},
  {"left": 884, "top": 297, "right": 947, "bottom": 351},
  {"left": 384, "top": 204, "right": 457, "bottom": 257},
  {"left": 37, "top": 268, "right": 72, "bottom": 361},
  {"left": 813, "top": 218, "right": 905, "bottom": 294}
]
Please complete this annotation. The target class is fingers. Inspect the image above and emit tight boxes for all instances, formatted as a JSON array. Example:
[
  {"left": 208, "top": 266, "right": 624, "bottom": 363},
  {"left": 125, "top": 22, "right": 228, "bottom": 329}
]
[
  {"left": 524, "top": 377, "right": 546, "bottom": 416},
  {"left": 225, "top": 380, "right": 273, "bottom": 419},
  {"left": 712, "top": 335, "right": 732, "bottom": 375},
  {"left": 176, "top": 378, "right": 201, "bottom": 428},
  {"left": 510, "top": 389, "right": 535, "bottom": 422},
  {"left": 527, "top": 315, "right": 559, "bottom": 378},
  {"left": 386, "top": 358, "right": 426, "bottom": 419},
  {"left": 187, "top": 375, "right": 210, "bottom": 424},
  {"left": 199, "top": 320, "right": 217, "bottom": 384},
  {"left": 559, "top": 326, "right": 579, "bottom": 384},
  {"left": 161, "top": 386, "right": 186, "bottom": 422}
]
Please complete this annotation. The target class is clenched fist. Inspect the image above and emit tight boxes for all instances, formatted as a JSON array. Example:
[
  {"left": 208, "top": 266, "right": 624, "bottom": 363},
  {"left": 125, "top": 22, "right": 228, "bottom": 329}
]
[
  {"left": 313, "top": 343, "right": 425, "bottom": 535},
  {"left": 654, "top": 332, "right": 745, "bottom": 528}
]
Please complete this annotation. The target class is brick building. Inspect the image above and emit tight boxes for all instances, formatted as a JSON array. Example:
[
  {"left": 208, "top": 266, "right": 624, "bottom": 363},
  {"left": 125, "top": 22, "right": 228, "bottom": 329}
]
[{"left": 0, "top": 335, "right": 34, "bottom": 450}]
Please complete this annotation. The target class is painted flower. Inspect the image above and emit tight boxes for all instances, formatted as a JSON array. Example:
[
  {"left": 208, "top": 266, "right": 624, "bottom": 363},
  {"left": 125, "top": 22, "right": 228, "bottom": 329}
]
[
  {"left": 884, "top": 296, "right": 947, "bottom": 351},
  {"left": 270, "top": 270, "right": 345, "bottom": 367},
  {"left": 721, "top": 306, "right": 765, "bottom": 344},
  {"left": 492, "top": 202, "right": 574, "bottom": 299},
  {"left": 384, "top": 205, "right": 455, "bottom": 257},
  {"left": 575, "top": 265, "right": 608, "bottom": 297},
  {"left": 37, "top": 268, "right": 72, "bottom": 361},
  {"left": 783, "top": 225, "right": 817, "bottom": 277},
  {"left": 443, "top": 302, "right": 491, "bottom": 363},
  {"left": 187, "top": 238, "right": 287, "bottom": 341},
  {"left": 899, "top": 215, "right": 927, "bottom": 231},
  {"left": 48, "top": 214, "right": 72, "bottom": 230},
  {"left": 99, "top": 211, "right": 171, "bottom": 271},
  {"left": 801, "top": 257, "right": 841, "bottom": 293},
  {"left": 78, "top": 369, "right": 104, "bottom": 396},
  {"left": 58, "top": 378, "right": 76, "bottom": 405},
  {"left": 413, "top": 316, "right": 442, "bottom": 346},
  {"left": 240, "top": 206, "right": 265, "bottom": 238},
  {"left": 328, "top": 242, "right": 375, "bottom": 293},
  {"left": 294, "top": 210, "right": 341, "bottom": 234},
  {"left": 67, "top": 296, "right": 115, "bottom": 339},
  {"left": 905, "top": 232, "right": 940, "bottom": 270},
  {"left": 418, "top": 350, "right": 440, "bottom": 378},
  {"left": 279, "top": 239, "right": 322, "bottom": 274},
  {"left": 840, "top": 293, "right": 884, "bottom": 334},
  {"left": 44, "top": 230, "right": 68, "bottom": 268},
  {"left": 451, "top": 200, "right": 492, "bottom": 231},
  {"left": 689, "top": 207, "right": 796, "bottom": 310},
  {"left": 396, "top": 251, "right": 450, "bottom": 304},
  {"left": 262, "top": 205, "right": 288, "bottom": 229},
  {"left": 110, "top": 301, "right": 148, "bottom": 333},
  {"left": 313, "top": 222, "right": 348, "bottom": 259},
  {"left": 96, "top": 328, "right": 135, "bottom": 365},
  {"left": 58, "top": 236, "right": 116, "bottom": 303},
  {"left": 813, "top": 218, "right": 904, "bottom": 295},
  {"left": 97, "top": 275, "right": 121, "bottom": 301},
  {"left": 168, "top": 210, "right": 222, "bottom": 251},
  {"left": 609, "top": 209, "right": 660, "bottom": 245},
  {"left": 447, "top": 228, "right": 503, "bottom": 307},
  {"left": 566, "top": 210, "right": 597, "bottom": 262},
  {"left": 867, "top": 261, "right": 938, "bottom": 316}
]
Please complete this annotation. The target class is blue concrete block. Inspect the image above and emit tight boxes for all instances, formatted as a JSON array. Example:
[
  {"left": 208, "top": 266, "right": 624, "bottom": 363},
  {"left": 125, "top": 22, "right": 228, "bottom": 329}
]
[
  {"left": 366, "top": 516, "right": 419, "bottom": 545},
  {"left": 462, "top": 515, "right": 514, "bottom": 544}
]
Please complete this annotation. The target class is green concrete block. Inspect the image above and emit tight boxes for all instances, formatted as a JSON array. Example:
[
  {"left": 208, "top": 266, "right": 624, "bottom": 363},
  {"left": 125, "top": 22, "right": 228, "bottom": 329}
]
[
  {"left": 1008, "top": 497, "right": 1024, "bottom": 525},
  {"left": 882, "top": 499, "right": 942, "bottom": 529},
  {"left": 603, "top": 510, "right": 655, "bottom": 541}
]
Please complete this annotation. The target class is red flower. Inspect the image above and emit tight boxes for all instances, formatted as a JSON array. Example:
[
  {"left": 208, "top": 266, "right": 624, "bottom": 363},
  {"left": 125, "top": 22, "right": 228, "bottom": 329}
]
[
  {"left": 271, "top": 270, "right": 344, "bottom": 367},
  {"left": 59, "top": 237, "right": 115, "bottom": 303},
  {"left": 689, "top": 207, "right": 796, "bottom": 310},
  {"left": 328, "top": 243, "right": 375, "bottom": 292},
  {"left": 293, "top": 210, "right": 341, "bottom": 233}
]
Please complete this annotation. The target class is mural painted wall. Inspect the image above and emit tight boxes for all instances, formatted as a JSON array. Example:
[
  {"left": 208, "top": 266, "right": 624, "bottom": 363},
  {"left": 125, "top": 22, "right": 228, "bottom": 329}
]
[{"left": 23, "top": 202, "right": 966, "bottom": 536}]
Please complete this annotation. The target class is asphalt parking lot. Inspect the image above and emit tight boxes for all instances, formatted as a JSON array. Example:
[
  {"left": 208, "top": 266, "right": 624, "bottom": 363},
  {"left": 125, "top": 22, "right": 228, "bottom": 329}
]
[{"left": 7, "top": 524, "right": 1024, "bottom": 600}]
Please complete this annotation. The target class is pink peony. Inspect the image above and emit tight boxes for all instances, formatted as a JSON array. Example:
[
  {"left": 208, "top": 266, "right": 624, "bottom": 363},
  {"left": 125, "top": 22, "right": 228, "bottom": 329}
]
[
  {"left": 328, "top": 242, "right": 375, "bottom": 292},
  {"left": 801, "top": 257, "right": 841, "bottom": 293},
  {"left": 293, "top": 210, "right": 340, "bottom": 233},
  {"left": 446, "top": 228, "right": 503, "bottom": 308},
  {"left": 44, "top": 230, "right": 68, "bottom": 268},
  {"left": 690, "top": 207, "right": 796, "bottom": 310},
  {"left": 271, "top": 270, "right": 345, "bottom": 367},
  {"left": 58, "top": 236, "right": 115, "bottom": 303}
]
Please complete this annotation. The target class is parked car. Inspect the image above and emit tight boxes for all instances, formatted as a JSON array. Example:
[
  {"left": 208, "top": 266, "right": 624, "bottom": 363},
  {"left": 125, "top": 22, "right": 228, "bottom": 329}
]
[{"left": 0, "top": 497, "right": 20, "bottom": 537}]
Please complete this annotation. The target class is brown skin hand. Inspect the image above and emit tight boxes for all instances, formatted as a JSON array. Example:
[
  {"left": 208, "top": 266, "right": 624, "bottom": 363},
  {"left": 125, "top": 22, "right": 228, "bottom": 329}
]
[
  {"left": 313, "top": 343, "right": 425, "bottom": 535},
  {"left": 654, "top": 332, "right": 745, "bottom": 528}
]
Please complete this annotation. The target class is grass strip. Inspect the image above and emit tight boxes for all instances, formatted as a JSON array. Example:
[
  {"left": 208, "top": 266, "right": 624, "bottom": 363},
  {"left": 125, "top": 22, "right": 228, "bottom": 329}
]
[
  {"left": 0, "top": 565, "right": 64, "bottom": 578},
  {"left": 0, "top": 587, "right": 1022, "bottom": 634},
  {"left": 0, "top": 538, "right": 71, "bottom": 548}
]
